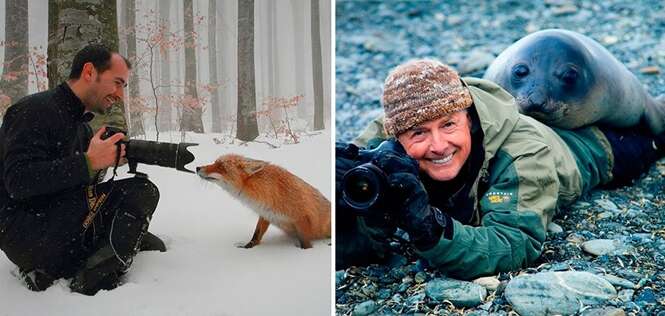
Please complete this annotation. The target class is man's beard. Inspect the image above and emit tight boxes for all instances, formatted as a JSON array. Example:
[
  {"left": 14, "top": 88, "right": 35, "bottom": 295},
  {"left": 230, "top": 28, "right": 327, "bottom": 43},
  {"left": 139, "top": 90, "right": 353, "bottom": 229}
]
[{"left": 89, "top": 99, "right": 109, "bottom": 115}]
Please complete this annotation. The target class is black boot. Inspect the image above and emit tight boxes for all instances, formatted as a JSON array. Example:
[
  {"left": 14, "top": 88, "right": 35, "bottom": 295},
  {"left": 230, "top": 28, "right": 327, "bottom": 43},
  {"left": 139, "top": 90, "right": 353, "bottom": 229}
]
[
  {"left": 70, "top": 245, "right": 126, "bottom": 296},
  {"left": 139, "top": 231, "right": 166, "bottom": 252},
  {"left": 20, "top": 269, "right": 55, "bottom": 292}
]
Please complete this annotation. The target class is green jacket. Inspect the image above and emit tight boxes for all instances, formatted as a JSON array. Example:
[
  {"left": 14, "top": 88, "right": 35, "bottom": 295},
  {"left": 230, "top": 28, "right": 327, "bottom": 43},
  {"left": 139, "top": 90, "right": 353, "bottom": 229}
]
[{"left": 352, "top": 78, "right": 613, "bottom": 279}]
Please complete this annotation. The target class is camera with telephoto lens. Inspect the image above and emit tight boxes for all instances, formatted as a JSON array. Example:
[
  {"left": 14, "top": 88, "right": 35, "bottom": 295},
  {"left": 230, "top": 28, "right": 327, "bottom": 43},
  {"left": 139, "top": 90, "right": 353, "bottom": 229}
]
[
  {"left": 100, "top": 126, "right": 198, "bottom": 175},
  {"left": 341, "top": 139, "right": 408, "bottom": 214}
]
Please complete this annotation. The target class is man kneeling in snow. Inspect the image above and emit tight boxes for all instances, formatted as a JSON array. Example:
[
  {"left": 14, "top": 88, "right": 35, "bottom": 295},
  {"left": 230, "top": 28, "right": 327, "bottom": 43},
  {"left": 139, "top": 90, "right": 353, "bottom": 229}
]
[{"left": 0, "top": 45, "right": 165, "bottom": 295}]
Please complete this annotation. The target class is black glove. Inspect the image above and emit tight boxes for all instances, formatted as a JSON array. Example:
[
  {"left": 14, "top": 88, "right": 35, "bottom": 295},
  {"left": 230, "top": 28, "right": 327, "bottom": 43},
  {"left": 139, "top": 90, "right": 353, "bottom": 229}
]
[{"left": 372, "top": 146, "right": 450, "bottom": 251}]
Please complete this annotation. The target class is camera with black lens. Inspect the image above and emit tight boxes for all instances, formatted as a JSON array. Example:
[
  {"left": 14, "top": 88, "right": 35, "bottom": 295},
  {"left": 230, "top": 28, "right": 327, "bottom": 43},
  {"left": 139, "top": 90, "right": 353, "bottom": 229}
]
[
  {"left": 100, "top": 126, "right": 197, "bottom": 175},
  {"left": 340, "top": 139, "right": 407, "bottom": 214}
]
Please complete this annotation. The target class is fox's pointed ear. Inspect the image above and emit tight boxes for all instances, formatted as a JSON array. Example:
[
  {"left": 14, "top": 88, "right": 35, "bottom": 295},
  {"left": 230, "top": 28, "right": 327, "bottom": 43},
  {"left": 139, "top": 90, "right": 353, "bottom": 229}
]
[{"left": 243, "top": 159, "right": 268, "bottom": 175}]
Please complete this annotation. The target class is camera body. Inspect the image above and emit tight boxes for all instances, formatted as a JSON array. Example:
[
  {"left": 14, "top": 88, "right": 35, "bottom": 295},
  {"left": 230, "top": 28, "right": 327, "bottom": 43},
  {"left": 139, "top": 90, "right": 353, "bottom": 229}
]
[
  {"left": 341, "top": 139, "right": 407, "bottom": 213},
  {"left": 99, "top": 126, "right": 197, "bottom": 175}
]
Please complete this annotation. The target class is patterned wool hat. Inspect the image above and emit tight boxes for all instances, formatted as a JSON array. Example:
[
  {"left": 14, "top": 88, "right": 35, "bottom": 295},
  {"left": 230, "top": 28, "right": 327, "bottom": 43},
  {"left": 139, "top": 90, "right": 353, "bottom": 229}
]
[{"left": 382, "top": 59, "right": 473, "bottom": 136}]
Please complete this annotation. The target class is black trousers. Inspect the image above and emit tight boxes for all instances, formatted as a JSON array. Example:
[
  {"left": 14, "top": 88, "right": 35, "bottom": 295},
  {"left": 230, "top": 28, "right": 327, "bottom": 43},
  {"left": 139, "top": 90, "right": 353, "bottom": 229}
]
[
  {"left": 600, "top": 126, "right": 665, "bottom": 187},
  {"left": 0, "top": 177, "right": 159, "bottom": 278}
]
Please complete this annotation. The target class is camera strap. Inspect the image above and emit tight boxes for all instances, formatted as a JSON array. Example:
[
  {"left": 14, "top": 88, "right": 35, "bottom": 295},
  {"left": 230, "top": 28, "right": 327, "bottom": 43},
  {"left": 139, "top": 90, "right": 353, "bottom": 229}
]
[
  {"left": 82, "top": 186, "right": 108, "bottom": 230},
  {"left": 81, "top": 142, "right": 121, "bottom": 232},
  {"left": 111, "top": 143, "right": 121, "bottom": 179}
]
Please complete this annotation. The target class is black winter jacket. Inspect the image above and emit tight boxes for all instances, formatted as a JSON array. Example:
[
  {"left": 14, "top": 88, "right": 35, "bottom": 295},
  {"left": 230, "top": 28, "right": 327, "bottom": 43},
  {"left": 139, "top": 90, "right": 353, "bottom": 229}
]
[{"left": 0, "top": 83, "right": 93, "bottom": 213}]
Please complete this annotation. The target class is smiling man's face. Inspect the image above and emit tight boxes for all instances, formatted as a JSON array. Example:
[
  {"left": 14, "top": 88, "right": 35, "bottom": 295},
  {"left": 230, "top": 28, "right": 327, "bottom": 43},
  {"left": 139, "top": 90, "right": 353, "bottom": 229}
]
[
  {"left": 84, "top": 53, "right": 129, "bottom": 114},
  {"left": 397, "top": 110, "right": 472, "bottom": 181}
]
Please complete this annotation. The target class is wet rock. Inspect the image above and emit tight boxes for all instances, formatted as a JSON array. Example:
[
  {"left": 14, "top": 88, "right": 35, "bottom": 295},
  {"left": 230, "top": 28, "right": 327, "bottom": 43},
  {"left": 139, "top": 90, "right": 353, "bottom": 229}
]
[
  {"left": 600, "top": 274, "right": 636, "bottom": 289},
  {"left": 602, "top": 35, "right": 619, "bottom": 45},
  {"left": 566, "top": 232, "right": 586, "bottom": 244},
  {"left": 635, "top": 288, "right": 657, "bottom": 305},
  {"left": 552, "top": 4, "right": 579, "bottom": 16},
  {"left": 377, "top": 288, "right": 391, "bottom": 300},
  {"left": 595, "top": 199, "right": 619, "bottom": 212},
  {"left": 459, "top": 50, "right": 495, "bottom": 74},
  {"left": 573, "top": 201, "right": 592, "bottom": 209},
  {"left": 414, "top": 272, "right": 427, "bottom": 284},
  {"left": 547, "top": 222, "right": 564, "bottom": 234},
  {"left": 473, "top": 276, "right": 501, "bottom": 291},
  {"left": 624, "top": 208, "right": 644, "bottom": 218},
  {"left": 549, "top": 262, "right": 570, "bottom": 271},
  {"left": 353, "top": 300, "right": 377, "bottom": 316},
  {"left": 597, "top": 211, "right": 616, "bottom": 219},
  {"left": 425, "top": 278, "right": 487, "bottom": 308},
  {"left": 447, "top": 15, "right": 463, "bottom": 26},
  {"left": 640, "top": 66, "right": 660, "bottom": 74},
  {"left": 581, "top": 239, "right": 627, "bottom": 256},
  {"left": 405, "top": 293, "right": 425, "bottom": 306},
  {"left": 504, "top": 271, "right": 617, "bottom": 315},
  {"left": 336, "top": 271, "right": 345, "bottom": 285},
  {"left": 349, "top": 78, "right": 383, "bottom": 103},
  {"left": 618, "top": 289, "right": 634, "bottom": 302},
  {"left": 581, "top": 307, "right": 625, "bottom": 316}
]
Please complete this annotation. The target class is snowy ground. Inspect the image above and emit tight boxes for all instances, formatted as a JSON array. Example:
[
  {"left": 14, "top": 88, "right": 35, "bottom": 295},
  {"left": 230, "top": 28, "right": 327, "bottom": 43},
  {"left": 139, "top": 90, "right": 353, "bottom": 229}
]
[{"left": 0, "top": 130, "right": 332, "bottom": 316}]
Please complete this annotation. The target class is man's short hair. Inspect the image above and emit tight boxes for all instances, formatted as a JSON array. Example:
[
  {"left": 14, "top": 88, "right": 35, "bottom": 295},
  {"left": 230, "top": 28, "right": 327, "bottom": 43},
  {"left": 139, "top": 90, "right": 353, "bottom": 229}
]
[{"left": 68, "top": 44, "right": 132, "bottom": 80}]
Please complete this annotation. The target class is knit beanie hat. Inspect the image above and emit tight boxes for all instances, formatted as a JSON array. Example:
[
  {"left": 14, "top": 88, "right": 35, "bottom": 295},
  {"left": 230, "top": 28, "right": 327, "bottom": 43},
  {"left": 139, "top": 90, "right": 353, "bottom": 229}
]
[{"left": 382, "top": 59, "right": 473, "bottom": 136}]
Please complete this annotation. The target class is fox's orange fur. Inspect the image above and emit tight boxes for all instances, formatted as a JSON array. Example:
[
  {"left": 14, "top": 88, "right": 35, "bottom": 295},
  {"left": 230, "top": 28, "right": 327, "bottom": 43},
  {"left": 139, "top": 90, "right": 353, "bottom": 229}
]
[{"left": 197, "top": 154, "right": 331, "bottom": 249}]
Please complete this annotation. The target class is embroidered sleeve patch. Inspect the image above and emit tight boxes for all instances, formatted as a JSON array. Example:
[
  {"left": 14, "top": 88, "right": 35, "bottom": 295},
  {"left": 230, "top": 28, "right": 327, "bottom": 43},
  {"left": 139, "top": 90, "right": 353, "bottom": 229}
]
[{"left": 486, "top": 191, "right": 514, "bottom": 204}]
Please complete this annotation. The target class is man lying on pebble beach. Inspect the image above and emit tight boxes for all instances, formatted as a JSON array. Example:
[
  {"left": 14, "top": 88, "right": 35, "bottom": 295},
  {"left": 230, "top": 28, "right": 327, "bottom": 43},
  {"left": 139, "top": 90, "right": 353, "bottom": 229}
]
[{"left": 335, "top": 59, "right": 665, "bottom": 278}]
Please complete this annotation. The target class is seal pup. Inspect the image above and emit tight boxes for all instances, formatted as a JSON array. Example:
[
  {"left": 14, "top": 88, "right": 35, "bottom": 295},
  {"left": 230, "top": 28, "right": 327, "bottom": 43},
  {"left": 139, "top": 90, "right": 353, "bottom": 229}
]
[{"left": 484, "top": 29, "right": 665, "bottom": 133}]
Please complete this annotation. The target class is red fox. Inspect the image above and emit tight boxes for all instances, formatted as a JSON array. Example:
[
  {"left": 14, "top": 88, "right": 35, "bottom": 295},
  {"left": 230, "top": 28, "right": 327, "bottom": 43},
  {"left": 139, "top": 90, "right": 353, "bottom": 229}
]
[{"left": 196, "top": 154, "right": 331, "bottom": 249}]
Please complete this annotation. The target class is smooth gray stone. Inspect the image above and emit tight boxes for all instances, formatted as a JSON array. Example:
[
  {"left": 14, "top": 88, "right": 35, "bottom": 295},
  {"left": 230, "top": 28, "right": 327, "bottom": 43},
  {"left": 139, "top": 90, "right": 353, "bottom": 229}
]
[
  {"left": 581, "top": 239, "right": 627, "bottom": 256},
  {"left": 459, "top": 49, "right": 495, "bottom": 74},
  {"left": 594, "top": 199, "right": 619, "bottom": 212},
  {"left": 353, "top": 300, "right": 377, "bottom": 316},
  {"left": 547, "top": 222, "right": 564, "bottom": 234},
  {"left": 600, "top": 274, "right": 636, "bottom": 289},
  {"left": 581, "top": 307, "right": 625, "bottom": 316},
  {"left": 618, "top": 289, "right": 634, "bottom": 302},
  {"left": 425, "top": 278, "right": 487, "bottom": 308},
  {"left": 505, "top": 271, "right": 617, "bottom": 316},
  {"left": 473, "top": 276, "right": 501, "bottom": 291}
]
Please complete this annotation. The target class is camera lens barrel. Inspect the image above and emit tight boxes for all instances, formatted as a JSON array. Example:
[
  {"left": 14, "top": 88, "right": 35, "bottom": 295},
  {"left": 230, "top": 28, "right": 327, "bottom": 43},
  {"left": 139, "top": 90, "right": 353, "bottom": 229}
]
[
  {"left": 341, "top": 162, "right": 387, "bottom": 212},
  {"left": 125, "top": 140, "right": 197, "bottom": 173}
]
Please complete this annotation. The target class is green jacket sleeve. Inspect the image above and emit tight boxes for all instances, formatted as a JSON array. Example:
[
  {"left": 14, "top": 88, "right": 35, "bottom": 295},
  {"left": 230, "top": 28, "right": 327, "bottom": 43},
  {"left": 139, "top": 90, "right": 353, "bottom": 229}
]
[{"left": 417, "top": 146, "right": 557, "bottom": 280}]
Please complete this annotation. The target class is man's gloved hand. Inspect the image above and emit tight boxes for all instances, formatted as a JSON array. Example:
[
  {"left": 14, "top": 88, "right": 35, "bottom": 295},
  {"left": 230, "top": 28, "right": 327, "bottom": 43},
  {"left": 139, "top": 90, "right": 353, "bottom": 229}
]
[{"left": 372, "top": 143, "right": 450, "bottom": 251}]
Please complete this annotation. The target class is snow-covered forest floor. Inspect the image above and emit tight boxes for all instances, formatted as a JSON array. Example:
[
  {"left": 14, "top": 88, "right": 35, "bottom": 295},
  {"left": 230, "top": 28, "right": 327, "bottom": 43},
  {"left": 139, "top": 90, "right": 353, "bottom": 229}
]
[{"left": 0, "top": 130, "right": 332, "bottom": 316}]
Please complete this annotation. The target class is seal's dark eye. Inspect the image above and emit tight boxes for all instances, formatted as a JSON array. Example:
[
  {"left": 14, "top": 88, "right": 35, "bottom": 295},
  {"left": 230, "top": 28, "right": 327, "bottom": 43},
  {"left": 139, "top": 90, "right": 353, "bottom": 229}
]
[
  {"left": 561, "top": 69, "right": 578, "bottom": 85},
  {"left": 512, "top": 64, "right": 529, "bottom": 78}
]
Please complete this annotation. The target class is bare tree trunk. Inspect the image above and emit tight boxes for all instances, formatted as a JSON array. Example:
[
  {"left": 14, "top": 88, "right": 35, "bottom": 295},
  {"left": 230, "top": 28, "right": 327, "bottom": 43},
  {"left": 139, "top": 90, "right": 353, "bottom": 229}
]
[
  {"left": 181, "top": 0, "right": 204, "bottom": 133},
  {"left": 236, "top": 0, "right": 258, "bottom": 141},
  {"left": 0, "top": 0, "right": 29, "bottom": 113},
  {"left": 209, "top": 0, "right": 222, "bottom": 133},
  {"left": 124, "top": 0, "right": 144, "bottom": 136},
  {"left": 268, "top": 1, "right": 278, "bottom": 98},
  {"left": 48, "top": 0, "right": 127, "bottom": 133},
  {"left": 311, "top": 0, "right": 324, "bottom": 130},
  {"left": 290, "top": 0, "right": 307, "bottom": 120},
  {"left": 158, "top": 0, "right": 172, "bottom": 132}
]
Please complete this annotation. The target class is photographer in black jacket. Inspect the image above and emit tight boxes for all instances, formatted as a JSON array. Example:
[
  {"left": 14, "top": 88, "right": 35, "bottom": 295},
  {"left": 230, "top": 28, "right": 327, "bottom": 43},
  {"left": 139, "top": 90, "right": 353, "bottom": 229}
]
[{"left": 0, "top": 45, "right": 164, "bottom": 295}]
